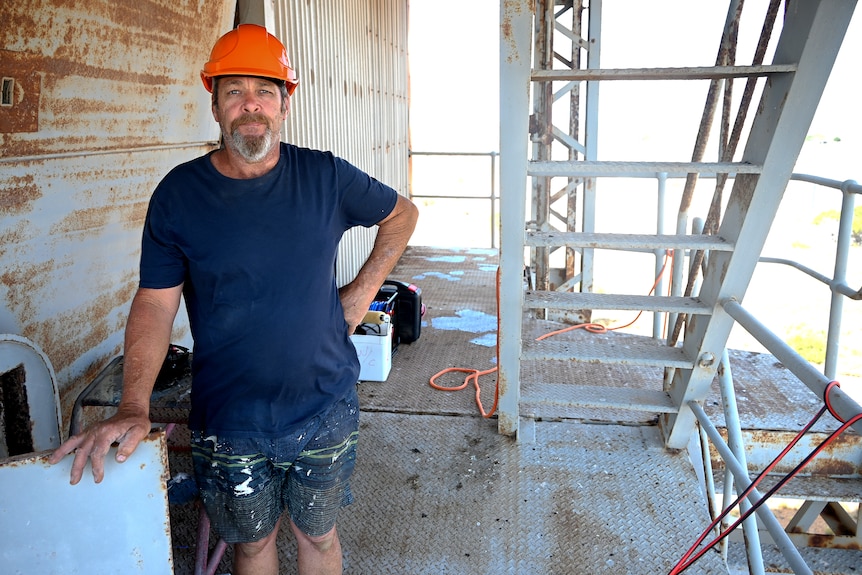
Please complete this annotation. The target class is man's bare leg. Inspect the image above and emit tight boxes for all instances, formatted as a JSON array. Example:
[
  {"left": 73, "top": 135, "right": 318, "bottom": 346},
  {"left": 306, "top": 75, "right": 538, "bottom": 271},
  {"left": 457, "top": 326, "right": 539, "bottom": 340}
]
[
  {"left": 233, "top": 517, "right": 282, "bottom": 575},
  {"left": 290, "top": 519, "right": 342, "bottom": 575}
]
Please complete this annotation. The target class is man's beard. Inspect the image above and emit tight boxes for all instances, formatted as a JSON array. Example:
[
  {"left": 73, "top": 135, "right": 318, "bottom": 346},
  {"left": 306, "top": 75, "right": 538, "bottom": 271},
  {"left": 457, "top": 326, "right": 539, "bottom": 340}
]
[{"left": 223, "top": 114, "right": 279, "bottom": 163}]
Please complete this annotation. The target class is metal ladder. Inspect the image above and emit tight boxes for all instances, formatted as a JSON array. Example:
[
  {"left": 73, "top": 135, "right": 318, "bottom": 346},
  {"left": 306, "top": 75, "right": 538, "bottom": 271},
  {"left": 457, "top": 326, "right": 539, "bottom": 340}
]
[{"left": 497, "top": 0, "right": 857, "bottom": 447}]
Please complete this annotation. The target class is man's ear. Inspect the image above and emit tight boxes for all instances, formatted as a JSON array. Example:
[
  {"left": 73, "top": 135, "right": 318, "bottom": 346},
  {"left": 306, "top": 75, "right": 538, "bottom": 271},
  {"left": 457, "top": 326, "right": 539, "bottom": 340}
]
[{"left": 211, "top": 103, "right": 221, "bottom": 123}]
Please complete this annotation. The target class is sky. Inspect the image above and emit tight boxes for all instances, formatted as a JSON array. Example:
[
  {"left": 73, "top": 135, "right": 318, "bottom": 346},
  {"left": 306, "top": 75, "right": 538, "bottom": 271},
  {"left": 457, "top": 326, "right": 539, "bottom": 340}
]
[
  {"left": 408, "top": 0, "right": 862, "bottom": 166},
  {"left": 406, "top": 1, "right": 862, "bottom": 376}
]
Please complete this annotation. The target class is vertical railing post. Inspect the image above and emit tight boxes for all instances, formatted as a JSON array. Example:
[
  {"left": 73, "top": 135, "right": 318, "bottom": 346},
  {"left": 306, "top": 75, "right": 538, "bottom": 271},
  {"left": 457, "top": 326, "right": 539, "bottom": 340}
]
[
  {"left": 654, "top": 172, "right": 668, "bottom": 340},
  {"left": 497, "top": 0, "right": 533, "bottom": 437},
  {"left": 580, "top": 0, "right": 602, "bottom": 295},
  {"left": 718, "top": 350, "right": 765, "bottom": 574},
  {"left": 825, "top": 182, "right": 856, "bottom": 378},
  {"left": 490, "top": 151, "right": 499, "bottom": 249}
]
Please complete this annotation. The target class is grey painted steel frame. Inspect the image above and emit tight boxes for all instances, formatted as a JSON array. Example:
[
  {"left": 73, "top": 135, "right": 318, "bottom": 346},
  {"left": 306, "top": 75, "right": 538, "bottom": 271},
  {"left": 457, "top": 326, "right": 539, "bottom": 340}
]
[
  {"left": 527, "top": 1, "right": 601, "bottom": 298},
  {"left": 662, "top": 0, "right": 858, "bottom": 449},
  {"left": 498, "top": 0, "right": 532, "bottom": 436}
]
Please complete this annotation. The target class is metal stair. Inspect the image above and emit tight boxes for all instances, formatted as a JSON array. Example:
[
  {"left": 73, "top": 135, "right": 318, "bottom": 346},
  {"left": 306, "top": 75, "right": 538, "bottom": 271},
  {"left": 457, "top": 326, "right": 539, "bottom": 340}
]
[
  {"left": 497, "top": 0, "right": 857, "bottom": 445},
  {"left": 499, "top": 4, "right": 860, "bottom": 571}
]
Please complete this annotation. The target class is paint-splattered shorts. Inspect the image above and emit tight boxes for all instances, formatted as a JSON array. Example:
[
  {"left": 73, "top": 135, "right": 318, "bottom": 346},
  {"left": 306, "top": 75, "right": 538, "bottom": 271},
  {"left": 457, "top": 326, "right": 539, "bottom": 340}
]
[{"left": 190, "top": 386, "right": 359, "bottom": 542}]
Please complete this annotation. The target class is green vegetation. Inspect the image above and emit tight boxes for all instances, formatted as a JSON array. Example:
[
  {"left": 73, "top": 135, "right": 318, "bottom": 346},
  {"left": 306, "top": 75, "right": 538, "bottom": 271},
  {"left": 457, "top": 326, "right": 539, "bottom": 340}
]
[
  {"left": 813, "top": 206, "right": 862, "bottom": 245},
  {"left": 787, "top": 325, "right": 827, "bottom": 364}
]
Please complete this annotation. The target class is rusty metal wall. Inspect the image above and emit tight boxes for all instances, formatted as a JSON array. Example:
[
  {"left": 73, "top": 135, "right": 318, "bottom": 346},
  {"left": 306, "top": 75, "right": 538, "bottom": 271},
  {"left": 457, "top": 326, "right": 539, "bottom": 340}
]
[
  {"left": 268, "top": 0, "right": 411, "bottom": 286},
  {"left": 1, "top": 0, "right": 411, "bottom": 426},
  {"left": 0, "top": 1, "right": 236, "bottom": 422}
]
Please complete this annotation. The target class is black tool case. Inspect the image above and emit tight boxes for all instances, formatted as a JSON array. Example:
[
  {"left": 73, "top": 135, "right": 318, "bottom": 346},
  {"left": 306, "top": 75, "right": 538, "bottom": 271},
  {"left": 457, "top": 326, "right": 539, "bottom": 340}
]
[{"left": 383, "top": 279, "right": 423, "bottom": 344}]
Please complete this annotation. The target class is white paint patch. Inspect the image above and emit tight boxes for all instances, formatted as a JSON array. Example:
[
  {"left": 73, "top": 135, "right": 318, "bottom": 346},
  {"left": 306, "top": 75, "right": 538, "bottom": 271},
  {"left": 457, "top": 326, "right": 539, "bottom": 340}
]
[{"left": 234, "top": 476, "right": 254, "bottom": 496}]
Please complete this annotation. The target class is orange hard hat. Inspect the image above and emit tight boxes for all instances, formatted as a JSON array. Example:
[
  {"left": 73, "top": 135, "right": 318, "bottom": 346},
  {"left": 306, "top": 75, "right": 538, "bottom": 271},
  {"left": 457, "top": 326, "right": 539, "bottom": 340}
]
[{"left": 201, "top": 24, "right": 298, "bottom": 95}]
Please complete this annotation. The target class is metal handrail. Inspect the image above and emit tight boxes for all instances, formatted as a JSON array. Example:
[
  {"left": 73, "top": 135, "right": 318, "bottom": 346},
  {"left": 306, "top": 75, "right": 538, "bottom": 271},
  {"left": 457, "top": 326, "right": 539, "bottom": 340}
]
[
  {"left": 761, "top": 175, "right": 861, "bottom": 379},
  {"left": 700, "top": 174, "right": 861, "bottom": 574},
  {"left": 414, "top": 152, "right": 860, "bottom": 571},
  {"left": 722, "top": 298, "right": 862, "bottom": 435},
  {"left": 407, "top": 157, "right": 861, "bottom": 373},
  {"left": 408, "top": 150, "right": 499, "bottom": 248},
  {"left": 690, "top": 400, "right": 815, "bottom": 575}
]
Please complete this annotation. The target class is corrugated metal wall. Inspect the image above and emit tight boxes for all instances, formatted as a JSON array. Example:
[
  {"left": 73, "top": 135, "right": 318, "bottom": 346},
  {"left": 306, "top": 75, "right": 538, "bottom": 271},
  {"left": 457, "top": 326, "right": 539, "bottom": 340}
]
[
  {"left": 1, "top": 0, "right": 410, "bottom": 423},
  {"left": 268, "top": 0, "right": 410, "bottom": 286}
]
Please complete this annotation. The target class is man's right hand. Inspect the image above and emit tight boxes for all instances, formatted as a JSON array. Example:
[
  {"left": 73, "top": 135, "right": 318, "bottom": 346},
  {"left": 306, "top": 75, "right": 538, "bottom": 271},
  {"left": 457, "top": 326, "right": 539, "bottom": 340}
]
[{"left": 48, "top": 407, "right": 152, "bottom": 485}]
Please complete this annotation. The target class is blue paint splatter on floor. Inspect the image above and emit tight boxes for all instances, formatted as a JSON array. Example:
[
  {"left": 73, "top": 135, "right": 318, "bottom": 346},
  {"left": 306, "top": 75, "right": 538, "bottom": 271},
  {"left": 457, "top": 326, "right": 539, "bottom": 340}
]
[
  {"left": 432, "top": 309, "right": 497, "bottom": 333},
  {"left": 470, "top": 333, "right": 498, "bottom": 348},
  {"left": 412, "top": 271, "right": 461, "bottom": 282},
  {"left": 427, "top": 255, "right": 467, "bottom": 263},
  {"left": 477, "top": 265, "right": 498, "bottom": 273}
]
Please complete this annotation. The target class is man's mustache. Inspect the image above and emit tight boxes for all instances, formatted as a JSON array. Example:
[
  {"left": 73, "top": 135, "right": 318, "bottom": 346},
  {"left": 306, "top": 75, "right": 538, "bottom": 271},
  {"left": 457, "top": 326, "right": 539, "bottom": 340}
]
[{"left": 231, "top": 114, "right": 270, "bottom": 131}]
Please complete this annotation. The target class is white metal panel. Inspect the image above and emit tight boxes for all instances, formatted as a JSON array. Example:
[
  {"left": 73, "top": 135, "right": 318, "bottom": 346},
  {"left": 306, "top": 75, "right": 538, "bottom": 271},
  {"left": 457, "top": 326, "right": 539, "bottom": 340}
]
[
  {"left": 0, "top": 431, "right": 173, "bottom": 574},
  {"left": 0, "top": 334, "right": 60, "bottom": 457}
]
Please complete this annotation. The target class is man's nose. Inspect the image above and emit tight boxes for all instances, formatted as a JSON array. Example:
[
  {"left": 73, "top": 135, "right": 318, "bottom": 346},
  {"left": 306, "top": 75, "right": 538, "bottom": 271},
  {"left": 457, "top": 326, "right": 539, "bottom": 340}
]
[{"left": 241, "top": 93, "right": 262, "bottom": 112}]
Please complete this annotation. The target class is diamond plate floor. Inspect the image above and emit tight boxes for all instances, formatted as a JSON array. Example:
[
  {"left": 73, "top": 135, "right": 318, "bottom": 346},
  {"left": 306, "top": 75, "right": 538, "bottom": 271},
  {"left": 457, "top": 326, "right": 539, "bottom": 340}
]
[
  {"left": 164, "top": 246, "right": 860, "bottom": 574},
  {"left": 169, "top": 416, "right": 727, "bottom": 575}
]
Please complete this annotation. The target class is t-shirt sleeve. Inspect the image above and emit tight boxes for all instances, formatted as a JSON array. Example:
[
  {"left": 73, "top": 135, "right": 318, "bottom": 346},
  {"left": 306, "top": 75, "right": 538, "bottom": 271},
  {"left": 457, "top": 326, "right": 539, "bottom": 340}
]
[
  {"left": 139, "top": 186, "right": 187, "bottom": 289},
  {"left": 335, "top": 156, "right": 399, "bottom": 229}
]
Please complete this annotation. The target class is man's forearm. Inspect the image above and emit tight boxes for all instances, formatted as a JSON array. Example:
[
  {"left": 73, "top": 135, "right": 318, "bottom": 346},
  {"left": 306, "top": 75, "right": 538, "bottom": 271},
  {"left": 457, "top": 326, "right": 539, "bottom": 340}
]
[
  {"left": 340, "top": 195, "right": 418, "bottom": 328},
  {"left": 358, "top": 196, "right": 417, "bottom": 284},
  {"left": 119, "top": 286, "right": 183, "bottom": 414}
]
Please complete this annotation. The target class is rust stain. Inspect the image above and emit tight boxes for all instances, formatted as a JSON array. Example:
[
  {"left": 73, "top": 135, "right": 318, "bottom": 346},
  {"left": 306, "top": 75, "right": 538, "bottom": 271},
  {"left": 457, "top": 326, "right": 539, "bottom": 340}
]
[
  {"left": 0, "top": 51, "right": 41, "bottom": 134},
  {"left": 0, "top": 173, "right": 42, "bottom": 214},
  {"left": 501, "top": 0, "right": 534, "bottom": 62},
  {"left": 1, "top": 1, "right": 227, "bottom": 159},
  {"left": 1, "top": 252, "right": 137, "bottom": 387},
  {"left": 712, "top": 427, "right": 862, "bottom": 477},
  {"left": 1, "top": 260, "right": 56, "bottom": 330},
  {"left": 120, "top": 200, "right": 150, "bottom": 230},
  {"left": 0, "top": 2, "right": 233, "bottom": 446},
  {"left": 802, "top": 533, "right": 861, "bottom": 550},
  {"left": 26, "top": 277, "right": 138, "bottom": 373},
  {"left": 50, "top": 206, "right": 113, "bottom": 235},
  {"left": 0, "top": 221, "right": 30, "bottom": 259}
]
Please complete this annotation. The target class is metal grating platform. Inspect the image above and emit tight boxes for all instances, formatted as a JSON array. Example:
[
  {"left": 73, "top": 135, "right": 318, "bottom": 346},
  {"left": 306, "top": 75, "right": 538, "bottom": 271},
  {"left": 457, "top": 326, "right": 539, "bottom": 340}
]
[
  {"left": 162, "top": 246, "right": 860, "bottom": 574},
  {"left": 168, "top": 416, "right": 727, "bottom": 574}
]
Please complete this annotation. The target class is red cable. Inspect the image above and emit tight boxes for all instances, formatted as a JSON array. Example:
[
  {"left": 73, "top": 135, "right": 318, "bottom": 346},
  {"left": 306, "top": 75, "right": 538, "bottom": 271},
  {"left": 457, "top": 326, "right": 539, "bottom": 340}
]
[{"left": 670, "top": 381, "right": 862, "bottom": 574}]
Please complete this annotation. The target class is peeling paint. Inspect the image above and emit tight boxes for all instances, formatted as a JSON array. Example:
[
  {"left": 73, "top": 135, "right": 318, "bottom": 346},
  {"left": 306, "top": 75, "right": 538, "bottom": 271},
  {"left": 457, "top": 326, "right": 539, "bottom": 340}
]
[
  {"left": 0, "top": 1, "right": 234, "bottom": 431},
  {"left": 0, "top": 173, "right": 41, "bottom": 213}
]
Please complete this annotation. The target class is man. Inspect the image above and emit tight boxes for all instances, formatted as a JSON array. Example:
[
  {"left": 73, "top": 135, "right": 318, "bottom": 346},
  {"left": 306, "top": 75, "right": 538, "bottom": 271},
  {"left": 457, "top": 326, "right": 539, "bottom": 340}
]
[{"left": 50, "top": 23, "right": 418, "bottom": 575}]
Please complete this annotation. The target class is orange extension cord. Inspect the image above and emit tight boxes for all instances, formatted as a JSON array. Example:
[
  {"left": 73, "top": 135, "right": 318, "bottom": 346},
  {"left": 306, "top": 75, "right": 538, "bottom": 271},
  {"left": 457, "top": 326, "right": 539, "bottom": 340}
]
[{"left": 429, "top": 251, "right": 674, "bottom": 418}]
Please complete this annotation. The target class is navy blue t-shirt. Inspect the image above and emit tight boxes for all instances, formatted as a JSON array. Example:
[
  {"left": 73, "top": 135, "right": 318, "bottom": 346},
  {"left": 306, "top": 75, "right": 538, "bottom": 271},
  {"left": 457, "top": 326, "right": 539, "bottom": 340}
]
[{"left": 139, "top": 142, "right": 398, "bottom": 437}]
